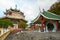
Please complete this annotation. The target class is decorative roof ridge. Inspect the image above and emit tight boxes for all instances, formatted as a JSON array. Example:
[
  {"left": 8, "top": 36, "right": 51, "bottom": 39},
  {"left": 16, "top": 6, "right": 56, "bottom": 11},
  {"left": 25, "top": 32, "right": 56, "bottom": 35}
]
[
  {"left": 9, "top": 8, "right": 20, "bottom": 12},
  {"left": 41, "top": 13, "right": 60, "bottom": 20}
]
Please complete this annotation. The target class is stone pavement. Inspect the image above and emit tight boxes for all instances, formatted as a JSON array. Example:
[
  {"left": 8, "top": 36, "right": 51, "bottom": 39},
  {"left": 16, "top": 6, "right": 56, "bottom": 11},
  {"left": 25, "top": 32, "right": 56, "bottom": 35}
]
[{"left": 5, "top": 31, "right": 60, "bottom": 40}]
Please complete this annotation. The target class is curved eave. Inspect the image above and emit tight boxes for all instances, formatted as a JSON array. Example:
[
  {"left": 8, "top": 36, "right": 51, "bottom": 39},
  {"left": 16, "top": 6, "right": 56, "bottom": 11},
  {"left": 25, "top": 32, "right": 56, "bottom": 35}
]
[
  {"left": 0, "top": 16, "right": 27, "bottom": 23},
  {"left": 41, "top": 11, "right": 60, "bottom": 20},
  {"left": 31, "top": 13, "right": 40, "bottom": 23},
  {"left": 20, "top": 19, "right": 27, "bottom": 23}
]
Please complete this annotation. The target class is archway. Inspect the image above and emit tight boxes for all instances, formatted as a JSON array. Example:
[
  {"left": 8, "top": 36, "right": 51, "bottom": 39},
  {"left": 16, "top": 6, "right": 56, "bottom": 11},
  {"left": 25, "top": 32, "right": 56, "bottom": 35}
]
[{"left": 47, "top": 22, "right": 54, "bottom": 31}]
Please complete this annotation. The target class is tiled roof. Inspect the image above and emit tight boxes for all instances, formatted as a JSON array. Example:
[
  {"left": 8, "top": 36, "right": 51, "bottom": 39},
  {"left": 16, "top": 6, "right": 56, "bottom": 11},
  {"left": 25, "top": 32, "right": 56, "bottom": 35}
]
[
  {"left": 31, "top": 11, "right": 60, "bottom": 23},
  {"left": 41, "top": 11, "right": 60, "bottom": 20}
]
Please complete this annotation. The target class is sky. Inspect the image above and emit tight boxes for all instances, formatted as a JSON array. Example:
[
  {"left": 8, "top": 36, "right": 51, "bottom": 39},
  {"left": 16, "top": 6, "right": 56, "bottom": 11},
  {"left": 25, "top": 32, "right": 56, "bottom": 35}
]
[{"left": 0, "top": 0, "right": 57, "bottom": 23}]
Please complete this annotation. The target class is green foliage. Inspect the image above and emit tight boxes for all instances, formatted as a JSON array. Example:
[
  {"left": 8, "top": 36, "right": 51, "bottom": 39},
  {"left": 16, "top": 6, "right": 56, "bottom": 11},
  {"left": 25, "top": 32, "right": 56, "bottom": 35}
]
[
  {"left": 19, "top": 20, "right": 28, "bottom": 29},
  {"left": 0, "top": 19, "right": 13, "bottom": 28},
  {"left": 48, "top": 2, "right": 60, "bottom": 15},
  {"left": 48, "top": 1, "right": 60, "bottom": 30},
  {"left": 0, "top": 20, "right": 3, "bottom": 27}
]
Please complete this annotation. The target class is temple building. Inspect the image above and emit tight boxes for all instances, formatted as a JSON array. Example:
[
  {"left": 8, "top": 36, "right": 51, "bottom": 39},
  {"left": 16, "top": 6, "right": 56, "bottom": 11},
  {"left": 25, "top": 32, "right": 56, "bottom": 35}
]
[
  {"left": 0, "top": 6, "right": 27, "bottom": 29},
  {"left": 31, "top": 10, "right": 60, "bottom": 32}
]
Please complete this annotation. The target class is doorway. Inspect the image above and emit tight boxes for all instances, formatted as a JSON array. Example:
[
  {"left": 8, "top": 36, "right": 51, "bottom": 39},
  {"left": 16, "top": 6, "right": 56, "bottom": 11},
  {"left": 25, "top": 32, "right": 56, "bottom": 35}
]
[{"left": 47, "top": 22, "right": 54, "bottom": 31}]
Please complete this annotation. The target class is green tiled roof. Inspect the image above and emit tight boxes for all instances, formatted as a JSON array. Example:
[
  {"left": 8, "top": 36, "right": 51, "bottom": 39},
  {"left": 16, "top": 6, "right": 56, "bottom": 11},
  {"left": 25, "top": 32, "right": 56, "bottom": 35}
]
[
  {"left": 31, "top": 11, "right": 60, "bottom": 23},
  {"left": 42, "top": 11, "right": 60, "bottom": 20}
]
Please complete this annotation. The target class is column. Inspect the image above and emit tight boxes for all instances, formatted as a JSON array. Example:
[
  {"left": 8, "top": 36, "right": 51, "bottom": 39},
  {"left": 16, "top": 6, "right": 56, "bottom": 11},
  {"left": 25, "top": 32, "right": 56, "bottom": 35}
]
[
  {"left": 34, "top": 24, "right": 35, "bottom": 30},
  {"left": 41, "top": 17, "right": 44, "bottom": 31},
  {"left": 1, "top": 28, "right": 4, "bottom": 34},
  {"left": 56, "top": 20, "right": 58, "bottom": 30}
]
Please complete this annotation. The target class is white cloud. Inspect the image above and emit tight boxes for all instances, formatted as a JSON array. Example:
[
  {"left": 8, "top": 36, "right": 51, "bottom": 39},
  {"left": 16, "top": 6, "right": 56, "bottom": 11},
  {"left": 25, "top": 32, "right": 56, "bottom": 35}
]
[
  {"left": 37, "top": 0, "right": 57, "bottom": 10},
  {"left": 0, "top": 0, "right": 15, "bottom": 10},
  {"left": 19, "top": 0, "right": 57, "bottom": 22},
  {"left": 0, "top": 0, "right": 15, "bottom": 17},
  {"left": 18, "top": 0, "right": 38, "bottom": 21}
]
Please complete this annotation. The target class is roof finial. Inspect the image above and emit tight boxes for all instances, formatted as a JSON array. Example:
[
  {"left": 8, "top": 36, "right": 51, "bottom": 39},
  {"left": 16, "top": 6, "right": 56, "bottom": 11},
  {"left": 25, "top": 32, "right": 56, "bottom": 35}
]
[
  {"left": 15, "top": 5, "right": 17, "bottom": 9},
  {"left": 43, "top": 9, "right": 45, "bottom": 12},
  {"left": 39, "top": 7, "right": 41, "bottom": 13}
]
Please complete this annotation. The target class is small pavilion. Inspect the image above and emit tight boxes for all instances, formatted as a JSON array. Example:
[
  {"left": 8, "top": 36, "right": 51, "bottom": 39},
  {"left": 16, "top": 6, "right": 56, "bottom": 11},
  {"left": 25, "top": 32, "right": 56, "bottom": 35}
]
[{"left": 31, "top": 10, "right": 60, "bottom": 32}]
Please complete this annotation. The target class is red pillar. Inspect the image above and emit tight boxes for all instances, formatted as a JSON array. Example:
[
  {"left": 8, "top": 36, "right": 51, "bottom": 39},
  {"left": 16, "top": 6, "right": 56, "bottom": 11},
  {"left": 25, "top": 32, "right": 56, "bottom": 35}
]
[
  {"left": 34, "top": 25, "right": 35, "bottom": 30},
  {"left": 18, "top": 24, "right": 20, "bottom": 28},
  {"left": 56, "top": 20, "right": 58, "bottom": 30},
  {"left": 18, "top": 24, "right": 21, "bottom": 32},
  {"left": 41, "top": 17, "right": 44, "bottom": 30}
]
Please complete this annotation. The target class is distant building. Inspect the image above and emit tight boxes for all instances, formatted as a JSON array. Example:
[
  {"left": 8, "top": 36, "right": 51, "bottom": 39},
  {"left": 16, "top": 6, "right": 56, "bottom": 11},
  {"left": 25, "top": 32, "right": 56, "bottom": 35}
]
[
  {"left": 31, "top": 10, "right": 60, "bottom": 32},
  {"left": 0, "top": 6, "right": 27, "bottom": 29}
]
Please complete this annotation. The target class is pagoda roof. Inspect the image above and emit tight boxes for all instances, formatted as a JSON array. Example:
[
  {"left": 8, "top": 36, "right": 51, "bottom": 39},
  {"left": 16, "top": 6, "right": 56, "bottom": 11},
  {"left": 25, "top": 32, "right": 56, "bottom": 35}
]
[
  {"left": 0, "top": 16, "right": 27, "bottom": 22},
  {"left": 9, "top": 8, "right": 20, "bottom": 12},
  {"left": 5, "top": 7, "right": 25, "bottom": 16},
  {"left": 31, "top": 11, "right": 60, "bottom": 23}
]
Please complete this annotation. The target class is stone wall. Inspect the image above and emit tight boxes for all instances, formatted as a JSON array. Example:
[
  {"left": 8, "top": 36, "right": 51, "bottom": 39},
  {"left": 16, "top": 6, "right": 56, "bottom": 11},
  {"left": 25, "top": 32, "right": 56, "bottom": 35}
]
[{"left": 5, "top": 31, "right": 60, "bottom": 40}]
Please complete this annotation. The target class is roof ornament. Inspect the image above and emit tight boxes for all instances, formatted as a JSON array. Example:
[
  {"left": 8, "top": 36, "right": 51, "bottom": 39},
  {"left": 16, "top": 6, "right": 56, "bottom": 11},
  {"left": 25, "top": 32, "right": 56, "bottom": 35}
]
[
  {"left": 15, "top": 5, "right": 17, "bottom": 10},
  {"left": 10, "top": 7, "right": 13, "bottom": 11},
  {"left": 43, "top": 9, "right": 45, "bottom": 12},
  {"left": 39, "top": 7, "right": 41, "bottom": 13},
  {"left": 10, "top": 7, "right": 12, "bottom": 9}
]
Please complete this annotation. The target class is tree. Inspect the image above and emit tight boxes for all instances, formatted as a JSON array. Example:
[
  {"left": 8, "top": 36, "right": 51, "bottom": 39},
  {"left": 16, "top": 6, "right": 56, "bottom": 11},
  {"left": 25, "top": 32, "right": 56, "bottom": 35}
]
[
  {"left": 48, "top": 1, "right": 60, "bottom": 30},
  {"left": 0, "top": 20, "right": 4, "bottom": 27},
  {"left": 48, "top": 2, "right": 60, "bottom": 15},
  {"left": 19, "top": 20, "right": 28, "bottom": 29},
  {"left": 0, "top": 19, "right": 13, "bottom": 28}
]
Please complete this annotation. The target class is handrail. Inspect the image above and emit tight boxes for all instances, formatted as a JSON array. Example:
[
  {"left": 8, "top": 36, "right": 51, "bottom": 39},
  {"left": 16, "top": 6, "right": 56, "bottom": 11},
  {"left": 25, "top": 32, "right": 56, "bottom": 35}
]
[{"left": 0, "top": 31, "right": 10, "bottom": 40}]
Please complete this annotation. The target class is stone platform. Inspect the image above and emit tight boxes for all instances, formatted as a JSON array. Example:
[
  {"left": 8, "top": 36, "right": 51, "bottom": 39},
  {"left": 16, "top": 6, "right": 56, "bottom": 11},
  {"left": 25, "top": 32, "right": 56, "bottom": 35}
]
[{"left": 5, "top": 31, "right": 60, "bottom": 40}]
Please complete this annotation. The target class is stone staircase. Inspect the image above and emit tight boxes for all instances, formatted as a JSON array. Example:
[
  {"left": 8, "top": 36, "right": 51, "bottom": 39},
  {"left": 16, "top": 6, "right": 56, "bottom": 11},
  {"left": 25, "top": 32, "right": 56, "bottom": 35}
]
[{"left": 0, "top": 31, "right": 10, "bottom": 40}]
